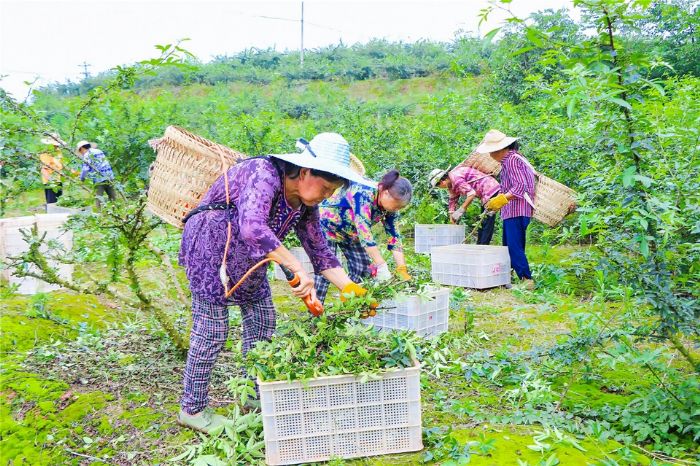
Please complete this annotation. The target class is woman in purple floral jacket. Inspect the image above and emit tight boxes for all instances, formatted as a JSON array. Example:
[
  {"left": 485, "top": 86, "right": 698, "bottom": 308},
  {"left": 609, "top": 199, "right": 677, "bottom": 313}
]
[{"left": 177, "top": 133, "right": 375, "bottom": 433}]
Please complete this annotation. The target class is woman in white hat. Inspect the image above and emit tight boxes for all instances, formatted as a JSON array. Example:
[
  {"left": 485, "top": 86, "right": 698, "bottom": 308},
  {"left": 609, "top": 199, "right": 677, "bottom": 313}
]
[
  {"left": 477, "top": 129, "right": 536, "bottom": 288},
  {"left": 314, "top": 168, "right": 414, "bottom": 304},
  {"left": 428, "top": 165, "right": 501, "bottom": 245},
  {"left": 177, "top": 132, "right": 377, "bottom": 433},
  {"left": 76, "top": 140, "right": 117, "bottom": 208},
  {"left": 39, "top": 133, "right": 66, "bottom": 208}
]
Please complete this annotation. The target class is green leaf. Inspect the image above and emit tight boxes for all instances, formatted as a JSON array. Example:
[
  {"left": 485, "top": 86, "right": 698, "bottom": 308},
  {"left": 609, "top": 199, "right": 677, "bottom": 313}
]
[
  {"left": 526, "top": 28, "right": 544, "bottom": 47},
  {"left": 483, "top": 27, "right": 501, "bottom": 43},
  {"left": 608, "top": 97, "right": 632, "bottom": 110},
  {"left": 639, "top": 236, "right": 650, "bottom": 258},
  {"left": 512, "top": 46, "right": 536, "bottom": 57},
  {"left": 622, "top": 166, "right": 636, "bottom": 187},
  {"left": 633, "top": 174, "right": 653, "bottom": 188}
]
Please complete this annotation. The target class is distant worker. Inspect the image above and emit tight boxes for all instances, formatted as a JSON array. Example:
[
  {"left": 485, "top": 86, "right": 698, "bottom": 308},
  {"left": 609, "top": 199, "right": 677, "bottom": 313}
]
[
  {"left": 39, "top": 133, "right": 67, "bottom": 209},
  {"left": 428, "top": 165, "right": 501, "bottom": 245},
  {"left": 314, "top": 169, "right": 413, "bottom": 303},
  {"left": 478, "top": 129, "right": 536, "bottom": 289},
  {"left": 76, "top": 140, "right": 117, "bottom": 208}
]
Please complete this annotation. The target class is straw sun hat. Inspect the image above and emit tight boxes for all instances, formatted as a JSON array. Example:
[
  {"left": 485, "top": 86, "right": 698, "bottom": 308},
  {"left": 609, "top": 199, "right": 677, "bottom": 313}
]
[
  {"left": 271, "top": 132, "right": 376, "bottom": 187},
  {"left": 75, "top": 140, "right": 92, "bottom": 153},
  {"left": 475, "top": 129, "right": 519, "bottom": 154},
  {"left": 428, "top": 166, "right": 452, "bottom": 188},
  {"left": 40, "top": 133, "right": 66, "bottom": 146}
]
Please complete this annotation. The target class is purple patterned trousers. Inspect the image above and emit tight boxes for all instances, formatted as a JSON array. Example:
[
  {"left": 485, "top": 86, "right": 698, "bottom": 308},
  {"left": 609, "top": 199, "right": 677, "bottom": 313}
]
[
  {"left": 314, "top": 239, "right": 371, "bottom": 303},
  {"left": 181, "top": 294, "right": 276, "bottom": 415}
]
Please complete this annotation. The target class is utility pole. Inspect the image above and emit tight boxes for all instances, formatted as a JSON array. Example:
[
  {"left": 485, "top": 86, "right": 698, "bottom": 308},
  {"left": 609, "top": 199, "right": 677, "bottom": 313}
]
[
  {"left": 79, "top": 61, "right": 91, "bottom": 80},
  {"left": 300, "top": 1, "right": 304, "bottom": 67}
]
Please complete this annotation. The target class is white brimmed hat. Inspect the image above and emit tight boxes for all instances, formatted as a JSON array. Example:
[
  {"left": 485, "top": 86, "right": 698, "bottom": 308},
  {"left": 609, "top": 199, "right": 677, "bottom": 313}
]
[
  {"left": 75, "top": 140, "right": 91, "bottom": 152},
  {"left": 40, "top": 133, "right": 66, "bottom": 146},
  {"left": 428, "top": 166, "right": 451, "bottom": 188},
  {"left": 270, "top": 133, "right": 376, "bottom": 187},
  {"left": 475, "top": 129, "right": 519, "bottom": 153}
]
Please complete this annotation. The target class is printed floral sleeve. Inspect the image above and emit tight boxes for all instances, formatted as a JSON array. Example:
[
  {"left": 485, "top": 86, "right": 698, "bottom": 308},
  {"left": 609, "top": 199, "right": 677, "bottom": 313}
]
[
  {"left": 297, "top": 208, "right": 342, "bottom": 273},
  {"left": 382, "top": 212, "right": 403, "bottom": 251},
  {"left": 236, "top": 161, "right": 282, "bottom": 259},
  {"left": 348, "top": 188, "right": 377, "bottom": 248}
]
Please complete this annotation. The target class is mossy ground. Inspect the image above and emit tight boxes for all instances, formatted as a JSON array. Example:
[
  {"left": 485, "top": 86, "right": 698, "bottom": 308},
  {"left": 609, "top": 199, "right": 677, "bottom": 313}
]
[{"left": 0, "top": 242, "right": 693, "bottom": 465}]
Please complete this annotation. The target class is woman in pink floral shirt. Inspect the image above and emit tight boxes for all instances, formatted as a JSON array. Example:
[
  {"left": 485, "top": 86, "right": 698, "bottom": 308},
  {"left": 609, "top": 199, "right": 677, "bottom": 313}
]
[
  {"left": 314, "top": 170, "right": 413, "bottom": 302},
  {"left": 429, "top": 165, "right": 501, "bottom": 244}
]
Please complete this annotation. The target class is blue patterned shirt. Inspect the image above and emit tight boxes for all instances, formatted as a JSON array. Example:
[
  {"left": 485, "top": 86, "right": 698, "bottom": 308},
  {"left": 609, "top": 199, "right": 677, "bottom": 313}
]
[{"left": 80, "top": 148, "right": 115, "bottom": 183}]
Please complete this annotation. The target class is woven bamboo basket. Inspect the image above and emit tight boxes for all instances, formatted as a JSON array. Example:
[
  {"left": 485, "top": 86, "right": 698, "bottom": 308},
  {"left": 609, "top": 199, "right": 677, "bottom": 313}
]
[
  {"left": 349, "top": 153, "right": 366, "bottom": 176},
  {"left": 147, "top": 126, "right": 246, "bottom": 228},
  {"left": 532, "top": 174, "right": 577, "bottom": 227},
  {"left": 457, "top": 151, "right": 501, "bottom": 176}
]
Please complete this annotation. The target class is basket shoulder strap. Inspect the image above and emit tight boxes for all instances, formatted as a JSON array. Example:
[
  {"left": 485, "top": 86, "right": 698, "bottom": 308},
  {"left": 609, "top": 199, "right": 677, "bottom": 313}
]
[
  {"left": 511, "top": 153, "right": 538, "bottom": 177},
  {"left": 510, "top": 153, "right": 537, "bottom": 209}
]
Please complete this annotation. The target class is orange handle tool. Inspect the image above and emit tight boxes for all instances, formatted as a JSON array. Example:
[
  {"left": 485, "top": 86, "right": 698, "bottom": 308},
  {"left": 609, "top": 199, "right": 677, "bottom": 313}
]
[{"left": 279, "top": 265, "right": 324, "bottom": 317}]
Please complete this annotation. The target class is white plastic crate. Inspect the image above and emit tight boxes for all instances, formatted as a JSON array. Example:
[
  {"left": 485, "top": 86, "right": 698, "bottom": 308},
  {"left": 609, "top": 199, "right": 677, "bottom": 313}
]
[
  {"left": 259, "top": 363, "right": 423, "bottom": 465},
  {"left": 364, "top": 287, "right": 450, "bottom": 337},
  {"left": 45, "top": 203, "right": 81, "bottom": 214},
  {"left": 431, "top": 244, "right": 511, "bottom": 289},
  {"left": 272, "top": 247, "right": 344, "bottom": 281},
  {"left": 273, "top": 247, "right": 315, "bottom": 280},
  {"left": 0, "top": 214, "right": 73, "bottom": 294},
  {"left": 414, "top": 224, "right": 465, "bottom": 254}
]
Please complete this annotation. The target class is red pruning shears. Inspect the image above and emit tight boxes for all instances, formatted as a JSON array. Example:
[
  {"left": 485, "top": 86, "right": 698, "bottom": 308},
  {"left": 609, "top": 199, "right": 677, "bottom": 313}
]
[{"left": 279, "top": 264, "right": 324, "bottom": 317}]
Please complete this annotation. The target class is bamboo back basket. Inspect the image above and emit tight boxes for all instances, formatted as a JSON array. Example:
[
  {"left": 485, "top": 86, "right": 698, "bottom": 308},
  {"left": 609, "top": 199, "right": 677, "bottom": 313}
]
[
  {"left": 456, "top": 150, "right": 502, "bottom": 176},
  {"left": 147, "top": 126, "right": 246, "bottom": 228},
  {"left": 531, "top": 174, "right": 577, "bottom": 227},
  {"left": 349, "top": 153, "right": 366, "bottom": 176}
]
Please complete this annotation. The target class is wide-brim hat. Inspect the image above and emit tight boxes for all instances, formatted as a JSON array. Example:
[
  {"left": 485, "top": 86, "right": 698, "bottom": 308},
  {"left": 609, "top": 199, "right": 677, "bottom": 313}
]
[
  {"left": 475, "top": 129, "right": 519, "bottom": 153},
  {"left": 40, "top": 133, "right": 66, "bottom": 146},
  {"left": 429, "top": 166, "right": 452, "bottom": 188},
  {"left": 270, "top": 133, "right": 376, "bottom": 188},
  {"left": 75, "top": 140, "right": 91, "bottom": 153}
]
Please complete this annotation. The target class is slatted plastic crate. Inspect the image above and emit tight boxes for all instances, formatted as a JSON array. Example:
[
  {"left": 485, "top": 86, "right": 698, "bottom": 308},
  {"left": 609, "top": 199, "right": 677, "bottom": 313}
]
[
  {"left": 431, "top": 244, "right": 511, "bottom": 289},
  {"left": 414, "top": 224, "right": 465, "bottom": 254},
  {"left": 0, "top": 214, "right": 73, "bottom": 294},
  {"left": 259, "top": 363, "right": 422, "bottom": 465},
  {"left": 364, "top": 287, "right": 450, "bottom": 337},
  {"left": 46, "top": 203, "right": 82, "bottom": 214},
  {"left": 272, "top": 247, "right": 344, "bottom": 281},
  {"left": 273, "top": 247, "right": 315, "bottom": 280}
]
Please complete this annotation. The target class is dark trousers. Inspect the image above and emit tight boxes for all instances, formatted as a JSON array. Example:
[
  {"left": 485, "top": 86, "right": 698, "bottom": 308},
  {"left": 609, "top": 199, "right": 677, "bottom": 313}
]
[
  {"left": 44, "top": 185, "right": 63, "bottom": 204},
  {"left": 95, "top": 183, "right": 117, "bottom": 208},
  {"left": 477, "top": 207, "right": 496, "bottom": 245},
  {"left": 503, "top": 216, "right": 532, "bottom": 280}
]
